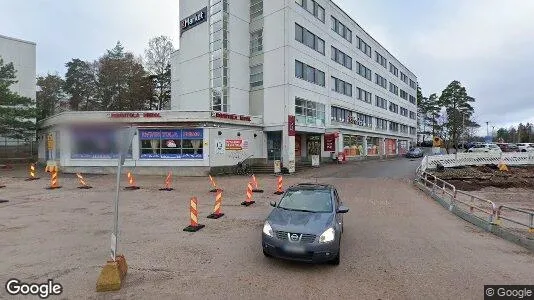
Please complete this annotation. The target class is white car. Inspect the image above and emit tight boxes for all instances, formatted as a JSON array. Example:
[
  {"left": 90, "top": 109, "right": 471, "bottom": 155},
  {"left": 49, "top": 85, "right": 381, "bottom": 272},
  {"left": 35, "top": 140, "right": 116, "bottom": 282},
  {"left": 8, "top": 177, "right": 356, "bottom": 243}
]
[
  {"left": 516, "top": 143, "right": 534, "bottom": 152},
  {"left": 467, "top": 143, "right": 502, "bottom": 153}
]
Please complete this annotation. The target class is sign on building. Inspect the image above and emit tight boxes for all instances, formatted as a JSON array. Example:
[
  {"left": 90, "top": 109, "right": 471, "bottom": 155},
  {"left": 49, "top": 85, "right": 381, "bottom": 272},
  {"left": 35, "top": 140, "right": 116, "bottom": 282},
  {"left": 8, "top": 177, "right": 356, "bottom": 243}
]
[{"left": 180, "top": 7, "right": 208, "bottom": 36}]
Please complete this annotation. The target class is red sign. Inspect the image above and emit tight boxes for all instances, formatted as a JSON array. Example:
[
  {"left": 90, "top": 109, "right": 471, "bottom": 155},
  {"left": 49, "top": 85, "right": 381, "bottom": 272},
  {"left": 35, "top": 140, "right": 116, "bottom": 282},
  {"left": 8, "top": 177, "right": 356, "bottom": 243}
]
[
  {"left": 212, "top": 112, "right": 251, "bottom": 122},
  {"left": 324, "top": 134, "right": 336, "bottom": 151},
  {"left": 109, "top": 112, "right": 161, "bottom": 118},
  {"left": 225, "top": 139, "right": 243, "bottom": 150},
  {"left": 288, "top": 115, "right": 296, "bottom": 136}
]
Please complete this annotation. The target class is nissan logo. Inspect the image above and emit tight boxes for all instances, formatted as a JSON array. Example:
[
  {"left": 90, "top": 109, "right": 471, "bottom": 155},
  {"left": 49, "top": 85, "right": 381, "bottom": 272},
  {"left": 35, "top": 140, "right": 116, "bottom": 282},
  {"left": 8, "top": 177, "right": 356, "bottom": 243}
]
[{"left": 290, "top": 233, "right": 300, "bottom": 241}]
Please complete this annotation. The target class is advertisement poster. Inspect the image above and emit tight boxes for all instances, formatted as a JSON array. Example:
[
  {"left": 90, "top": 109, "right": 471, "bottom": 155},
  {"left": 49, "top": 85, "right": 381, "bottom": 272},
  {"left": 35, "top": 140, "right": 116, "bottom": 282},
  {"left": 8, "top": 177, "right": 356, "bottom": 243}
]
[
  {"left": 324, "top": 134, "right": 336, "bottom": 151},
  {"left": 288, "top": 115, "right": 296, "bottom": 136},
  {"left": 225, "top": 139, "right": 243, "bottom": 151},
  {"left": 71, "top": 128, "right": 133, "bottom": 159},
  {"left": 139, "top": 128, "right": 203, "bottom": 159},
  {"left": 215, "top": 139, "right": 225, "bottom": 154}
]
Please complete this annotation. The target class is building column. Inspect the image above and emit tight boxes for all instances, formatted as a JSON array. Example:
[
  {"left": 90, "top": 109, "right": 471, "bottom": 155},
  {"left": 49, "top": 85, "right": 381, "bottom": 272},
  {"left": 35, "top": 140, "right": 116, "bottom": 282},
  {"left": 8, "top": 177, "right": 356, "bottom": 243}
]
[
  {"left": 337, "top": 132, "right": 344, "bottom": 156},
  {"left": 282, "top": 126, "right": 295, "bottom": 173},
  {"left": 363, "top": 136, "right": 368, "bottom": 156},
  {"left": 395, "top": 139, "right": 399, "bottom": 155},
  {"left": 381, "top": 137, "right": 386, "bottom": 158}
]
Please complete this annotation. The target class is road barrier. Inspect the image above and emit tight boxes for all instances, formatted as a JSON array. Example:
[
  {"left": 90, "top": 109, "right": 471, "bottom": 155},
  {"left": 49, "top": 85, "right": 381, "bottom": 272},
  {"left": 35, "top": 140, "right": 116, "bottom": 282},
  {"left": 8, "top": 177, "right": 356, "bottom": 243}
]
[
  {"left": 183, "top": 197, "right": 205, "bottom": 232},
  {"left": 241, "top": 182, "right": 255, "bottom": 206},
  {"left": 159, "top": 172, "right": 174, "bottom": 191},
  {"left": 496, "top": 205, "right": 534, "bottom": 233},
  {"left": 420, "top": 152, "right": 534, "bottom": 172},
  {"left": 124, "top": 172, "right": 140, "bottom": 190},
  {"left": 207, "top": 189, "right": 224, "bottom": 219},
  {"left": 274, "top": 176, "right": 284, "bottom": 195},
  {"left": 76, "top": 173, "right": 93, "bottom": 189},
  {"left": 25, "top": 163, "right": 39, "bottom": 181},
  {"left": 251, "top": 174, "right": 264, "bottom": 193},
  {"left": 46, "top": 169, "right": 61, "bottom": 190},
  {"left": 208, "top": 175, "right": 221, "bottom": 193}
]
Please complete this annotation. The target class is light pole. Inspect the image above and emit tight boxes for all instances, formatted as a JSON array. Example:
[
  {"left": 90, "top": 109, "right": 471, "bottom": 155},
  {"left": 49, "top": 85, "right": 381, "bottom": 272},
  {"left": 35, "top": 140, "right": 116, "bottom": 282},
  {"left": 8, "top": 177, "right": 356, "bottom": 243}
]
[{"left": 486, "top": 122, "right": 489, "bottom": 138}]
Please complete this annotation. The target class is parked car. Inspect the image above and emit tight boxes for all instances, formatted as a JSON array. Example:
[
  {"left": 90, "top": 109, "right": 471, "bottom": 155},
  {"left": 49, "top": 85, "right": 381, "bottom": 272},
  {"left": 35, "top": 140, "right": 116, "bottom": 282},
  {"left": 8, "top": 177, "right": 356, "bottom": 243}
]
[
  {"left": 406, "top": 147, "right": 424, "bottom": 158},
  {"left": 467, "top": 143, "right": 502, "bottom": 153},
  {"left": 262, "top": 183, "right": 348, "bottom": 265},
  {"left": 496, "top": 143, "right": 520, "bottom": 152},
  {"left": 516, "top": 143, "right": 534, "bottom": 152}
]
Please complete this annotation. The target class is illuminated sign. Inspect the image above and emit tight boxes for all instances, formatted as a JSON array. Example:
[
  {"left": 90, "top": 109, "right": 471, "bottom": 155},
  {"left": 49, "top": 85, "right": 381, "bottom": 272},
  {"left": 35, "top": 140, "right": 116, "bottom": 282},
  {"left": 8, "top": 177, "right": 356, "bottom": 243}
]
[
  {"left": 180, "top": 7, "right": 208, "bottom": 35},
  {"left": 108, "top": 112, "right": 161, "bottom": 118},
  {"left": 211, "top": 111, "right": 252, "bottom": 122}
]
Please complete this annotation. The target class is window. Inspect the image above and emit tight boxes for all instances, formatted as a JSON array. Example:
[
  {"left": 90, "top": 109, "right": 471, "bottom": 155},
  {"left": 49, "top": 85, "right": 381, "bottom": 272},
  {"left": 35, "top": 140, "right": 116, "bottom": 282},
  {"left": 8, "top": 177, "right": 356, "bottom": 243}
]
[
  {"left": 400, "top": 89, "right": 408, "bottom": 100},
  {"left": 375, "top": 51, "right": 387, "bottom": 68},
  {"left": 400, "top": 72, "right": 409, "bottom": 84},
  {"left": 331, "top": 106, "right": 372, "bottom": 128},
  {"left": 409, "top": 111, "right": 416, "bottom": 120},
  {"left": 250, "top": 0, "right": 263, "bottom": 19},
  {"left": 250, "top": 64, "right": 263, "bottom": 88},
  {"left": 389, "top": 102, "right": 398, "bottom": 113},
  {"left": 400, "top": 107, "right": 408, "bottom": 117},
  {"left": 331, "top": 46, "right": 352, "bottom": 70},
  {"left": 331, "top": 16, "right": 352, "bottom": 42},
  {"left": 296, "top": 0, "right": 325, "bottom": 22},
  {"left": 375, "top": 73, "right": 387, "bottom": 89},
  {"left": 295, "top": 97, "right": 325, "bottom": 126},
  {"left": 389, "top": 122, "right": 399, "bottom": 132},
  {"left": 375, "top": 96, "right": 387, "bottom": 109},
  {"left": 357, "top": 36, "right": 372, "bottom": 57},
  {"left": 250, "top": 29, "right": 263, "bottom": 54},
  {"left": 376, "top": 118, "right": 388, "bottom": 130},
  {"left": 357, "top": 87, "right": 372, "bottom": 103},
  {"left": 410, "top": 127, "right": 416, "bottom": 135},
  {"left": 71, "top": 128, "right": 132, "bottom": 159},
  {"left": 409, "top": 95, "right": 416, "bottom": 105},
  {"left": 295, "top": 60, "right": 325, "bottom": 86},
  {"left": 356, "top": 62, "right": 372, "bottom": 81},
  {"left": 295, "top": 23, "right": 325, "bottom": 54},
  {"left": 139, "top": 129, "right": 204, "bottom": 159},
  {"left": 355, "top": 113, "right": 373, "bottom": 128},
  {"left": 331, "top": 76, "right": 352, "bottom": 97},
  {"left": 400, "top": 124, "right": 408, "bottom": 134},
  {"left": 389, "top": 62, "right": 398, "bottom": 77},
  {"left": 410, "top": 79, "right": 417, "bottom": 90},
  {"left": 389, "top": 82, "right": 398, "bottom": 95}
]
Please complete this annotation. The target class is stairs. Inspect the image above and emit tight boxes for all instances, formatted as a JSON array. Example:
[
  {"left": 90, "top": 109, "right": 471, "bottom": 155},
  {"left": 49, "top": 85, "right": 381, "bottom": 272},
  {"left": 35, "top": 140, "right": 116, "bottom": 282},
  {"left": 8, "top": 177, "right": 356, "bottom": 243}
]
[{"left": 249, "top": 161, "right": 314, "bottom": 174}]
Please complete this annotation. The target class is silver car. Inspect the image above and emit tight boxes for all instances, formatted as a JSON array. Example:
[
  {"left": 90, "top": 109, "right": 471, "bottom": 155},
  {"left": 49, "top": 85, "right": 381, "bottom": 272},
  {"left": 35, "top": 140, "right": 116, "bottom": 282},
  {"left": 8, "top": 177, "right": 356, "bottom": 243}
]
[{"left": 262, "top": 183, "right": 349, "bottom": 265}]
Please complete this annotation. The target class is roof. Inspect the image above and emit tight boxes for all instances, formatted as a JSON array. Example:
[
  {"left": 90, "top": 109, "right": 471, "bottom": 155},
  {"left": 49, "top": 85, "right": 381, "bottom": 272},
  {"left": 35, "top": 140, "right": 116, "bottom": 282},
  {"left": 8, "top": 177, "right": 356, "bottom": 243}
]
[{"left": 0, "top": 34, "right": 36, "bottom": 45}]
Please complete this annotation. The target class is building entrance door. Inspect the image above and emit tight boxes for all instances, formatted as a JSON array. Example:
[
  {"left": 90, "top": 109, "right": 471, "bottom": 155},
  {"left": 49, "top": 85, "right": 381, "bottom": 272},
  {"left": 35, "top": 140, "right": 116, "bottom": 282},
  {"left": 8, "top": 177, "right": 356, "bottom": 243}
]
[
  {"left": 306, "top": 135, "right": 321, "bottom": 159},
  {"left": 267, "top": 131, "right": 282, "bottom": 161}
]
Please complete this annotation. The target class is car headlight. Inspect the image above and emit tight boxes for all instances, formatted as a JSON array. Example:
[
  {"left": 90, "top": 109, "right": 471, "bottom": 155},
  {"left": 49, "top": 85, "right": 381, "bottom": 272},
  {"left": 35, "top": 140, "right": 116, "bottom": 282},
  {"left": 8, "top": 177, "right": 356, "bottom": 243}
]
[
  {"left": 263, "top": 222, "right": 273, "bottom": 237},
  {"left": 319, "top": 227, "right": 336, "bottom": 243}
]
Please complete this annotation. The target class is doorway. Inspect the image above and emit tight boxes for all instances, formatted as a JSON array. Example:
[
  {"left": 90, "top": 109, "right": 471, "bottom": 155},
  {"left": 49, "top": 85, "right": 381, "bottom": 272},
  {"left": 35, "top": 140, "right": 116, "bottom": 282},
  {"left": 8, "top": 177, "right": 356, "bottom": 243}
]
[
  {"left": 267, "top": 131, "right": 282, "bottom": 161},
  {"left": 306, "top": 135, "right": 321, "bottom": 159}
]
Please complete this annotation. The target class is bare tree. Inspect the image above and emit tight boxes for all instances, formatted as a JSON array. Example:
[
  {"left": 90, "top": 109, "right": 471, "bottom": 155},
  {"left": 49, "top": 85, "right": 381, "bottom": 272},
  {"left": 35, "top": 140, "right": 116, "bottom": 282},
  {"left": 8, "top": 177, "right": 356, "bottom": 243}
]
[{"left": 144, "top": 36, "right": 175, "bottom": 110}]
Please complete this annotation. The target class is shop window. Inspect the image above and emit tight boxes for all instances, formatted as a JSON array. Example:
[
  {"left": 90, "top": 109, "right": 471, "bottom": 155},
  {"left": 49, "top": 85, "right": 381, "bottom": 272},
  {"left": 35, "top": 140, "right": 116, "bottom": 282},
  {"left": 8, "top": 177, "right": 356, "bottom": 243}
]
[
  {"left": 295, "top": 97, "right": 325, "bottom": 126},
  {"left": 71, "top": 127, "right": 132, "bottom": 159},
  {"left": 139, "top": 129, "right": 203, "bottom": 159}
]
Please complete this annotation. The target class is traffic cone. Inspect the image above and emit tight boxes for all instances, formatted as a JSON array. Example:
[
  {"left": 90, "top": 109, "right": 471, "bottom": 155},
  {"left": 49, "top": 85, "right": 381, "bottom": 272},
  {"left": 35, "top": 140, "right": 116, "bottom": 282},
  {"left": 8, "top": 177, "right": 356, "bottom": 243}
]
[
  {"left": 25, "top": 163, "right": 39, "bottom": 181},
  {"left": 124, "top": 172, "right": 140, "bottom": 190},
  {"left": 251, "top": 174, "right": 264, "bottom": 193},
  {"left": 0, "top": 184, "right": 5, "bottom": 189},
  {"left": 208, "top": 175, "right": 221, "bottom": 193},
  {"left": 46, "top": 169, "right": 62, "bottom": 190},
  {"left": 76, "top": 173, "right": 93, "bottom": 189},
  {"left": 183, "top": 197, "right": 205, "bottom": 232},
  {"left": 207, "top": 189, "right": 224, "bottom": 219},
  {"left": 498, "top": 160, "right": 509, "bottom": 172},
  {"left": 159, "top": 171, "right": 174, "bottom": 191},
  {"left": 274, "top": 175, "right": 284, "bottom": 195},
  {"left": 241, "top": 182, "right": 255, "bottom": 206}
]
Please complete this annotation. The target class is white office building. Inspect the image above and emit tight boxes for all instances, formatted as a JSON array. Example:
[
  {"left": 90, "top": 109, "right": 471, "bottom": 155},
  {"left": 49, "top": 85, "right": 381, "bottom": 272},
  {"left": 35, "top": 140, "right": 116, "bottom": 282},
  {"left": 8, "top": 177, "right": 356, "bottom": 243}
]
[{"left": 39, "top": 0, "right": 417, "bottom": 175}]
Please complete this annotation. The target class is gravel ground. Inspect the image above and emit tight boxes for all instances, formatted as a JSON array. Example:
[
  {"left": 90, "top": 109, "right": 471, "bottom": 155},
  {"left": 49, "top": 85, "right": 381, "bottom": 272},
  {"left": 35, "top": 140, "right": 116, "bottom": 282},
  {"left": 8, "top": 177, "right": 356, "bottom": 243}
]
[{"left": 1, "top": 166, "right": 533, "bottom": 300}]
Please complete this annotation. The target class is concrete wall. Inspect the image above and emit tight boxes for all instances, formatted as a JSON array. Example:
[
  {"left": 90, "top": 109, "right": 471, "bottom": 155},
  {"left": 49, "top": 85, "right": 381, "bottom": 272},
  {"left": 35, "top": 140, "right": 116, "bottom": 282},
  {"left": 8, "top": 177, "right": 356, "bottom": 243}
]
[
  {"left": 208, "top": 127, "right": 265, "bottom": 167},
  {"left": 0, "top": 35, "right": 36, "bottom": 100}
]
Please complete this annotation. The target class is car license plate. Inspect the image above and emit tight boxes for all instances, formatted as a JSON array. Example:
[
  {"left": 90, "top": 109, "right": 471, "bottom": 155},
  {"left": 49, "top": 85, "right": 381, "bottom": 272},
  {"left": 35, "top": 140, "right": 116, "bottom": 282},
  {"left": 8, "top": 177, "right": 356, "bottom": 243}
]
[{"left": 284, "top": 245, "right": 305, "bottom": 254}]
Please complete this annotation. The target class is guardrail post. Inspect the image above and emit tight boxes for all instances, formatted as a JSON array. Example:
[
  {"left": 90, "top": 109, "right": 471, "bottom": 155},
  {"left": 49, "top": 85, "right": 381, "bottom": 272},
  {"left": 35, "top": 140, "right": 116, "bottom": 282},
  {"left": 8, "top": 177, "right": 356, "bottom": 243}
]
[
  {"left": 529, "top": 214, "right": 534, "bottom": 233},
  {"left": 492, "top": 207, "right": 502, "bottom": 226}
]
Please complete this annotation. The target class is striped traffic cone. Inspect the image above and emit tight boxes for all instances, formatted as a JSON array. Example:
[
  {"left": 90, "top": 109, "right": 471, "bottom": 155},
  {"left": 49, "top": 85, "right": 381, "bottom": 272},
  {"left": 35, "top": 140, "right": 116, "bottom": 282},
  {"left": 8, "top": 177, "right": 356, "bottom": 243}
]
[
  {"left": 25, "top": 163, "right": 39, "bottom": 181},
  {"left": 46, "top": 169, "right": 62, "bottom": 190},
  {"left": 274, "top": 175, "right": 284, "bottom": 195},
  {"left": 124, "top": 172, "right": 140, "bottom": 190},
  {"left": 159, "top": 171, "right": 174, "bottom": 191},
  {"left": 183, "top": 197, "right": 205, "bottom": 232},
  {"left": 241, "top": 182, "right": 255, "bottom": 206},
  {"left": 208, "top": 175, "right": 221, "bottom": 193},
  {"left": 76, "top": 173, "right": 93, "bottom": 189},
  {"left": 251, "top": 174, "right": 264, "bottom": 193},
  {"left": 207, "top": 189, "right": 224, "bottom": 219}
]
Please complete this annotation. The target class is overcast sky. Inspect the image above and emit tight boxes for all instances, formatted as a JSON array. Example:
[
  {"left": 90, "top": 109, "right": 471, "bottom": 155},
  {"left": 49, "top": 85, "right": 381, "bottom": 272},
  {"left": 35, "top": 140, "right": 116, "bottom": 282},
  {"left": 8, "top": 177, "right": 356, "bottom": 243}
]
[{"left": 1, "top": 0, "right": 533, "bottom": 132}]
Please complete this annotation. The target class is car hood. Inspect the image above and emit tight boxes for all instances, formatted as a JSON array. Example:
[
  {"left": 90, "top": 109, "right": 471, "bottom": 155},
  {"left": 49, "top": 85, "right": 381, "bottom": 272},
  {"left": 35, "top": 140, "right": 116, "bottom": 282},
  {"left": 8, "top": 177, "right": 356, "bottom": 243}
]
[{"left": 267, "top": 208, "right": 334, "bottom": 234}]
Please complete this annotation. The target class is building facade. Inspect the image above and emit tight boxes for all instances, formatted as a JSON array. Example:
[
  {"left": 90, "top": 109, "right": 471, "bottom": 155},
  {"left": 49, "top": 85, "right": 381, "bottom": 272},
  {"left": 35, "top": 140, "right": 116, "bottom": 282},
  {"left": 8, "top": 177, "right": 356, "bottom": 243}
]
[{"left": 39, "top": 0, "right": 417, "bottom": 175}]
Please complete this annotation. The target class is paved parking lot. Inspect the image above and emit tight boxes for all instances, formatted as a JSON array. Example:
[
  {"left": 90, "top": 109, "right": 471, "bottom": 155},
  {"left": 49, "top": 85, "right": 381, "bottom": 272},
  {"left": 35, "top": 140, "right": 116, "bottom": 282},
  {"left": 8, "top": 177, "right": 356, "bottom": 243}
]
[{"left": 1, "top": 161, "right": 533, "bottom": 299}]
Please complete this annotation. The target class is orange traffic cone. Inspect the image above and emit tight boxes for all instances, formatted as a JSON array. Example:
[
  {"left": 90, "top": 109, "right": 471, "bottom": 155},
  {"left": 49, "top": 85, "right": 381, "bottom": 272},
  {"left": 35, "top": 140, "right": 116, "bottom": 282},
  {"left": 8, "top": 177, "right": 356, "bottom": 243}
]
[
  {"left": 183, "top": 197, "right": 205, "bottom": 232},
  {"left": 241, "top": 182, "right": 256, "bottom": 206},
  {"left": 208, "top": 175, "right": 221, "bottom": 193},
  {"left": 207, "top": 189, "right": 224, "bottom": 219},
  {"left": 46, "top": 169, "right": 62, "bottom": 190},
  {"left": 0, "top": 183, "right": 5, "bottom": 189},
  {"left": 76, "top": 173, "right": 93, "bottom": 189},
  {"left": 274, "top": 175, "right": 284, "bottom": 195},
  {"left": 251, "top": 174, "right": 264, "bottom": 193},
  {"left": 124, "top": 172, "right": 140, "bottom": 190},
  {"left": 25, "top": 163, "right": 39, "bottom": 181},
  {"left": 159, "top": 171, "right": 174, "bottom": 191}
]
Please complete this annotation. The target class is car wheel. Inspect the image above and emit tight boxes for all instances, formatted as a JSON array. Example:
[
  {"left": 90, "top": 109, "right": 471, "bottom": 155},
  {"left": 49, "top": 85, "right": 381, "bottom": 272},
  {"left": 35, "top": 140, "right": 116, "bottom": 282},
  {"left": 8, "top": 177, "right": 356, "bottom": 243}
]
[
  {"left": 263, "top": 249, "right": 272, "bottom": 258},
  {"left": 329, "top": 252, "right": 340, "bottom": 265}
]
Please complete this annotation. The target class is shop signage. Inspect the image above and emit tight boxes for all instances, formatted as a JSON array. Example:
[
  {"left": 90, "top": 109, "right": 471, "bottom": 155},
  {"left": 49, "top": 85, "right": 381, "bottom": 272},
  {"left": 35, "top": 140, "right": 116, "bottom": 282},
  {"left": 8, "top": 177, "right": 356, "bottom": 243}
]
[
  {"left": 108, "top": 112, "right": 161, "bottom": 119},
  {"left": 288, "top": 115, "right": 296, "bottom": 136},
  {"left": 181, "top": 7, "right": 208, "bottom": 35},
  {"left": 215, "top": 139, "right": 225, "bottom": 154},
  {"left": 138, "top": 128, "right": 204, "bottom": 159},
  {"left": 324, "top": 134, "right": 336, "bottom": 152},
  {"left": 212, "top": 111, "right": 252, "bottom": 122},
  {"left": 225, "top": 139, "right": 244, "bottom": 151}
]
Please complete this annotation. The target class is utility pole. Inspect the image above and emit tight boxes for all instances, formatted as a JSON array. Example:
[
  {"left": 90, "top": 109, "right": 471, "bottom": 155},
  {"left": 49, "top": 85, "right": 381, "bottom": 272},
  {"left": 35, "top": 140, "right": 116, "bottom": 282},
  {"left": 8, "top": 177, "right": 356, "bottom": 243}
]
[{"left": 486, "top": 122, "right": 489, "bottom": 137}]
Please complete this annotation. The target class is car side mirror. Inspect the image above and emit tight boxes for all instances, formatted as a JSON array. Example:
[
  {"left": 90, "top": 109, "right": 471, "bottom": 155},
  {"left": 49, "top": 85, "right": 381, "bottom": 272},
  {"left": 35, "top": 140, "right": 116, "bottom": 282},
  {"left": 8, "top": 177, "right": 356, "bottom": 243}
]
[
  {"left": 337, "top": 206, "right": 349, "bottom": 213},
  {"left": 270, "top": 201, "right": 277, "bottom": 207}
]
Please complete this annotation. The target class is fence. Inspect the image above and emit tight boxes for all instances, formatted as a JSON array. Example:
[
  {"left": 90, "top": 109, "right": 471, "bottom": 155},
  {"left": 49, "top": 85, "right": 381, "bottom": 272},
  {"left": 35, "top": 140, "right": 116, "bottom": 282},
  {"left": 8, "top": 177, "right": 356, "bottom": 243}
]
[
  {"left": 0, "top": 138, "right": 37, "bottom": 161},
  {"left": 420, "top": 152, "right": 534, "bottom": 172}
]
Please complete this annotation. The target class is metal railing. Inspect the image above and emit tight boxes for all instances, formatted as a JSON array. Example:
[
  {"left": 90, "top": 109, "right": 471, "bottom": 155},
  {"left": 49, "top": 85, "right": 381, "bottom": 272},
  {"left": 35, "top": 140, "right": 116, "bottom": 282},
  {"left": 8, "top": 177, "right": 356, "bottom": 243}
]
[{"left": 496, "top": 205, "right": 534, "bottom": 233}]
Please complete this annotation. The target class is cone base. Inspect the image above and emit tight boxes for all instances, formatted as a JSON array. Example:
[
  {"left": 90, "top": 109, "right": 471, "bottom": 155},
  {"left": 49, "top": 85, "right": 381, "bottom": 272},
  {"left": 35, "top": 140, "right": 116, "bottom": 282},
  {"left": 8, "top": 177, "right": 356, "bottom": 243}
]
[
  {"left": 25, "top": 177, "right": 40, "bottom": 181},
  {"left": 274, "top": 191, "right": 284, "bottom": 195},
  {"left": 210, "top": 189, "right": 222, "bottom": 193},
  {"left": 0, "top": 200, "right": 8, "bottom": 203},
  {"left": 78, "top": 186, "right": 93, "bottom": 189},
  {"left": 241, "top": 201, "right": 256, "bottom": 206},
  {"left": 183, "top": 224, "right": 205, "bottom": 232},
  {"left": 124, "top": 186, "right": 140, "bottom": 190},
  {"left": 96, "top": 255, "right": 127, "bottom": 292},
  {"left": 159, "top": 188, "right": 174, "bottom": 191},
  {"left": 252, "top": 189, "right": 264, "bottom": 193},
  {"left": 0, "top": 185, "right": 5, "bottom": 189},
  {"left": 207, "top": 213, "right": 225, "bottom": 219},
  {"left": 46, "top": 186, "right": 62, "bottom": 190}
]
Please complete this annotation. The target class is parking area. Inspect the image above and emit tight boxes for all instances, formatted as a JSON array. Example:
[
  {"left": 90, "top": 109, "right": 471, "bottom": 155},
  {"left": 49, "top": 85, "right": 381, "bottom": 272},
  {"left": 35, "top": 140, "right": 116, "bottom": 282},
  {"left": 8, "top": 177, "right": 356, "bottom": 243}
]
[{"left": 1, "top": 162, "right": 534, "bottom": 299}]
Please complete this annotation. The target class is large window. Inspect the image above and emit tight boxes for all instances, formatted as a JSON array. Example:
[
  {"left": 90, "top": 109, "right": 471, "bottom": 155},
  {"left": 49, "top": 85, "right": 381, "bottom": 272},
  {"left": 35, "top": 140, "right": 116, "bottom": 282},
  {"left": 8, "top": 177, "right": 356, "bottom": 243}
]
[
  {"left": 389, "top": 62, "right": 399, "bottom": 77},
  {"left": 250, "top": 64, "right": 263, "bottom": 88},
  {"left": 357, "top": 87, "right": 372, "bottom": 103},
  {"left": 331, "top": 16, "right": 352, "bottom": 42},
  {"left": 389, "top": 122, "right": 399, "bottom": 132},
  {"left": 375, "top": 96, "right": 387, "bottom": 109},
  {"left": 139, "top": 129, "right": 203, "bottom": 159},
  {"left": 410, "top": 127, "right": 417, "bottom": 135},
  {"left": 296, "top": 0, "right": 325, "bottom": 22},
  {"left": 295, "top": 97, "right": 325, "bottom": 126},
  {"left": 331, "top": 76, "right": 352, "bottom": 97},
  {"left": 331, "top": 46, "right": 352, "bottom": 70},
  {"left": 400, "top": 72, "right": 409, "bottom": 84},
  {"left": 375, "top": 73, "right": 387, "bottom": 89},
  {"left": 400, "top": 124, "right": 409, "bottom": 134},
  {"left": 295, "top": 60, "right": 325, "bottom": 86},
  {"left": 376, "top": 118, "right": 388, "bottom": 130},
  {"left": 400, "top": 107, "right": 408, "bottom": 117},
  {"left": 409, "top": 94, "right": 416, "bottom": 105},
  {"left": 356, "top": 62, "right": 372, "bottom": 81},
  {"left": 409, "top": 111, "right": 416, "bottom": 120},
  {"left": 250, "top": 29, "right": 263, "bottom": 54},
  {"left": 295, "top": 23, "right": 325, "bottom": 55},
  {"left": 357, "top": 36, "right": 372, "bottom": 57},
  {"left": 250, "top": 0, "right": 263, "bottom": 19},
  {"left": 71, "top": 128, "right": 132, "bottom": 159},
  {"left": 389, "top": 102, "right": 399, "bottom": 113},
  {"left": 389, "top": 82, "right": 399, "bottom": 95},
  {"left": 375, "top": 51, "right": 387, "bottom": 68},
  {"left": 410, "top": 79, "right": 417, "bottom": 90},
  {"left": 331, "top": 106, "right": 372, "bottom": 128},
  {"left": 400, "top": 89, "right": 408, "bottom": 100}
]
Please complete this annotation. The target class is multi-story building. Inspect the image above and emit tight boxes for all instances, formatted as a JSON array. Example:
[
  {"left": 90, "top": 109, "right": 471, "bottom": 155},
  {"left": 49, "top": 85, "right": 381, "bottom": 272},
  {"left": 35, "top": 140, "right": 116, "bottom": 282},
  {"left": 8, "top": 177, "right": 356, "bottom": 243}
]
[{"left": 38, "top": 0, "right": 417, "bottom": 175}]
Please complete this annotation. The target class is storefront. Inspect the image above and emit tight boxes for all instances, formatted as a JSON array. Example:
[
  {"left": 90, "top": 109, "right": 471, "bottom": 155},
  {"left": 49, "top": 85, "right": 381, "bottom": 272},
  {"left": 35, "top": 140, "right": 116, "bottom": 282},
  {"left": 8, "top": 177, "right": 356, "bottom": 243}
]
[
  {"left": 367, "top": 137, "right": 380, "bottom": 156},
  {"left": 343, "top": 135, "right": 365, "bottom": 158}
]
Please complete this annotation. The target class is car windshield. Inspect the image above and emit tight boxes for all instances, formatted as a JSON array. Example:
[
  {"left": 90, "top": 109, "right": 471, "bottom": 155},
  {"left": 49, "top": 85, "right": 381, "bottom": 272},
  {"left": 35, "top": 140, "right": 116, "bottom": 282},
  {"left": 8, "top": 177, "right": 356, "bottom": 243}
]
[{"left": 278, "top": 189, "right": 333, "bottom": 213}]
